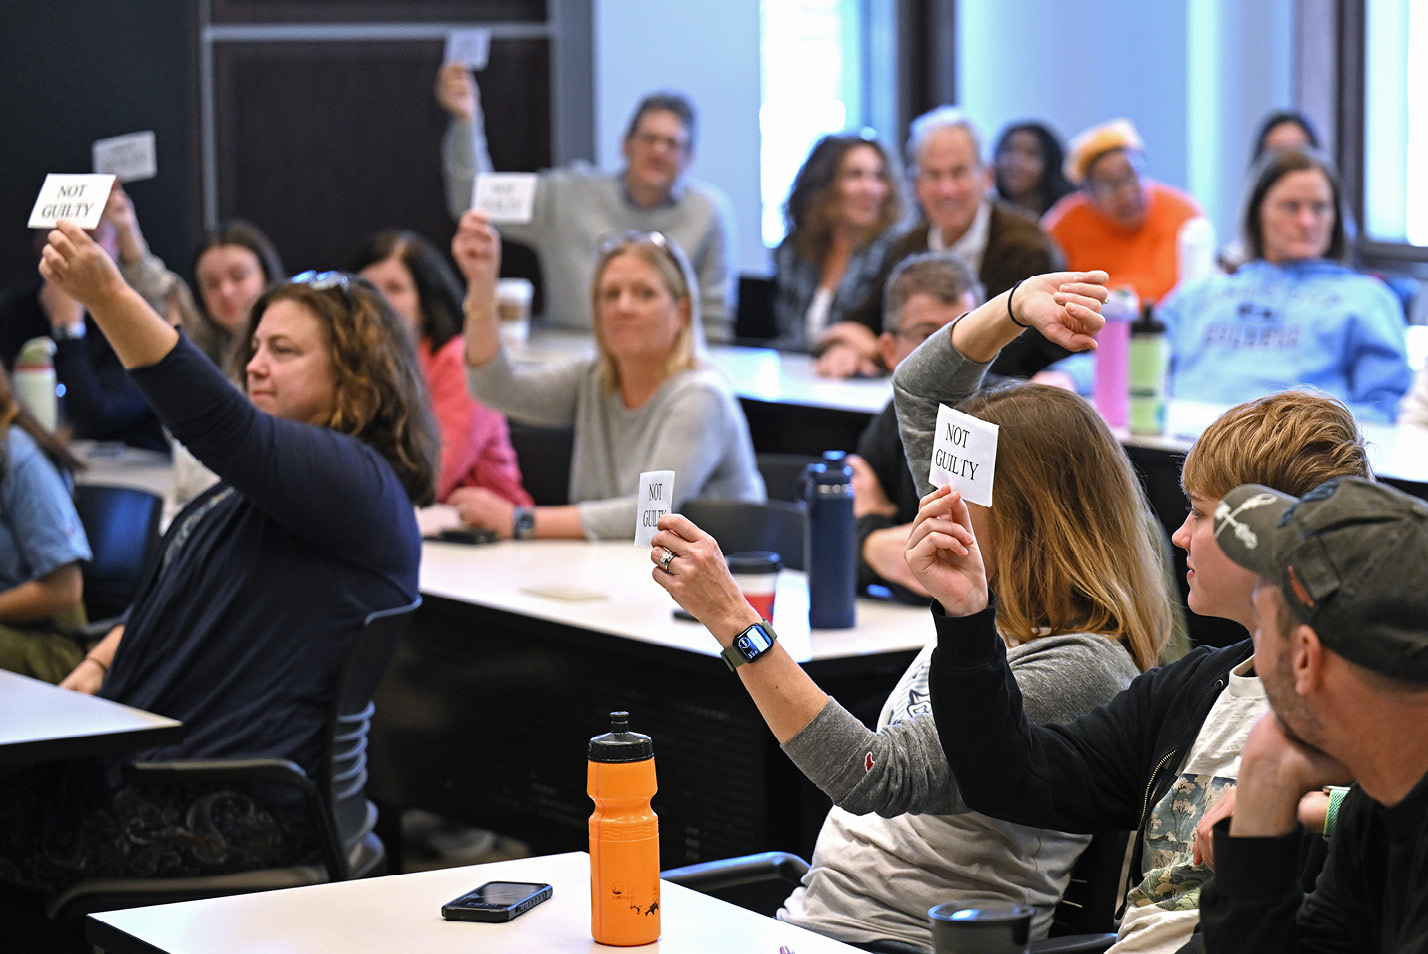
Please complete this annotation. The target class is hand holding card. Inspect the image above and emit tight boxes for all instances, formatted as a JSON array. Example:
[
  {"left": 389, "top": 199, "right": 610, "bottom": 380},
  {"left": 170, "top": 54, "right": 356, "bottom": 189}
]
[
  {"left": 28, "top": 174, "right": 116, "bottom": 230},
  {"left": 634, "top": 470, "right": 674, "bottom": 547}
]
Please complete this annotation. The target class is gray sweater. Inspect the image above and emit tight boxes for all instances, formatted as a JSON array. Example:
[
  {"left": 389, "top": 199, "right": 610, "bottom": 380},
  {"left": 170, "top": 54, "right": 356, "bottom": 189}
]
[
  {"left": 780, "top": 632, "right": 1140, "bottom": 949},
  {"left": 442, "top": 117, "right": 736, "bottom": 342},
  {"left": 466, "top": 353, "right": 763, "bottom": 539}
]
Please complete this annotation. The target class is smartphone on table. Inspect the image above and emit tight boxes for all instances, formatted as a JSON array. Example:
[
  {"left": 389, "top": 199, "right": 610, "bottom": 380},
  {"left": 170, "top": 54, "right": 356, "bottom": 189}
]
[{"left": 441, "top": 881, "right": 553, "bottom": 922}]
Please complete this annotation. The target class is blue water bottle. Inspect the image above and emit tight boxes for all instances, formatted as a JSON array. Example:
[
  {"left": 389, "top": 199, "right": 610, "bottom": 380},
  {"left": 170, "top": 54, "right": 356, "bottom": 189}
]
[{"left": 802, "top": 451, "right": 856, "bottom": 629}]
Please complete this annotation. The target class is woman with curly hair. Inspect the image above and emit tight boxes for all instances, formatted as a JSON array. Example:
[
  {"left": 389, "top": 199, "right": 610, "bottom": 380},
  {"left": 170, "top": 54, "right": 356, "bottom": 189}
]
[
  {"left": 773, "top": 133, "right": 904, "bottom": 374},
  {"left": 0, "top": 220, "right": 438, "bottom": 900}
]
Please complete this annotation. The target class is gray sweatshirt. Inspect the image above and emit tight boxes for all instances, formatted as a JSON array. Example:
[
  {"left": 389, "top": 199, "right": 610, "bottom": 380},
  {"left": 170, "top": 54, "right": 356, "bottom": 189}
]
[
  {"left": 780, "top": 633, "right": 1140, "bottom": 949},
  {"left": 466, "top": 352, "right": 763, "bottom": 539}
]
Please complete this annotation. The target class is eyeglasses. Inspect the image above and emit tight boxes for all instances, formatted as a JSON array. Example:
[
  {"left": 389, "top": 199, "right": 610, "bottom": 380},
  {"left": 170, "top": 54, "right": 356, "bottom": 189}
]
[
  {"left": 596, "top": 230, "right": 672, "bottom": 258},
  {"left": 289, "top": 270, "right": 355, "bottom": 303},
  {"left": 631, "top": 131, "right": 690, "bottom": 153},
  {"left": 891, "top": 322, "right": 943, "bottom": 345}
]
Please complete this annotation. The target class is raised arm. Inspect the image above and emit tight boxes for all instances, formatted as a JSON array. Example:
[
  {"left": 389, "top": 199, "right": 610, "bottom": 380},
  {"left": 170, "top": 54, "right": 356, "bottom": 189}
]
[
  {"left": 437, "top": 62, "right": 495, "bottom": 220},
  {"left": 895, "top": 270, "right": 1107, "bottom": 496},
  {"left": 39, "top": 222, "right": 179, "bottom": 368}
]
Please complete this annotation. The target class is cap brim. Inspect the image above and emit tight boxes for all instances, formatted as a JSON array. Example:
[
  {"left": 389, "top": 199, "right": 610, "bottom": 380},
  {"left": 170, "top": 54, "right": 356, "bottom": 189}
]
[{"left": 1213, "top": 484, "right": 1299, "bottom": 578}]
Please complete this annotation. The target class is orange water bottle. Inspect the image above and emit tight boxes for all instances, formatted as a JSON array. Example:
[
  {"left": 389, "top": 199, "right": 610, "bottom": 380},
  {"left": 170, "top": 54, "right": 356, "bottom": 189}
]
[{"left": 588, "top": 710, "right": 660, "bottom": 945}]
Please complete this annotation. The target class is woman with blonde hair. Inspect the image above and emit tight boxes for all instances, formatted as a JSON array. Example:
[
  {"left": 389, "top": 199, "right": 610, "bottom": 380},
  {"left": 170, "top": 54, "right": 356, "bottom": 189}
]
[
  {"left": 651, "top": 270, "right": 1174, "bottom": 950},
  {"left": 452, "top": 211, "right": 763, "bottom": 541}
]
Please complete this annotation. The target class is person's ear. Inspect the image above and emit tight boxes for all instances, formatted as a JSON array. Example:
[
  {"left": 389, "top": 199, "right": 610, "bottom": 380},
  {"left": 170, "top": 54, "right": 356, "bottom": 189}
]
[
  {"left": 877, "top": 330, "right": 899, "bottom": 369},
  {"left": 1292, "top": 624, "right": 1324, "bottom": 694}
]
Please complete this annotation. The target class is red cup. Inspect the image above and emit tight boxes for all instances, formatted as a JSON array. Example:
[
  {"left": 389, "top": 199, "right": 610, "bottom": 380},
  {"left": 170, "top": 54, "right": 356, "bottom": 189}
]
[{"left": 726, "top": 551, "right": 782, "bottom": 621}]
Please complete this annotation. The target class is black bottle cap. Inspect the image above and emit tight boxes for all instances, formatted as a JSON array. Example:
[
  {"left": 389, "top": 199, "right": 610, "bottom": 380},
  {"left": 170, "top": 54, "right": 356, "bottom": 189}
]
[
  {"left": 1132, "top": 302, "right": 1166, "bottom": 333},
  {"left": 588, "top": 710, "right": 654, "bottom": 763}
]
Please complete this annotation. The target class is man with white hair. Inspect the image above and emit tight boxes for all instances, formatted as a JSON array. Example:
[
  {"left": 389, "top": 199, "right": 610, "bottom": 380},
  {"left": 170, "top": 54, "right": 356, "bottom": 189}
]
[{"left": 830, "top": 106, "right": 1064, "bottom": 379}]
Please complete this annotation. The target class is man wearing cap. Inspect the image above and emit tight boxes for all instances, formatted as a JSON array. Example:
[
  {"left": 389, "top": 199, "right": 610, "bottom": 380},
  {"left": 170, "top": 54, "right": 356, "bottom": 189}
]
[
  {"left": 828, "top": 107, "right": 1065, "bottom": 380},
  {"left": 1200, "top": 477, "right": 1428, "bottom": 952},
  {"left": 1043, "top": 118, "right": 1208, "bottom": 304}
]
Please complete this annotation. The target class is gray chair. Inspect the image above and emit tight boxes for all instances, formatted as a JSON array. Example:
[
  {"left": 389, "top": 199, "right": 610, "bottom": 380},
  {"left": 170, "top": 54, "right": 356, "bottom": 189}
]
[
  {"left": 47, "top": 599, "right": 421, "bottom": 918},
  {"left": 678, "top": 498, "right": 807, "bottom": 571}
]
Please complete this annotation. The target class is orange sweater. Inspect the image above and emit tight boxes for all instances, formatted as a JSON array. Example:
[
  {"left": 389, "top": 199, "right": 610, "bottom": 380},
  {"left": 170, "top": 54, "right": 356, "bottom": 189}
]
[{"left": 1042, "top": 182, "right": 1202, "bottom": 303}]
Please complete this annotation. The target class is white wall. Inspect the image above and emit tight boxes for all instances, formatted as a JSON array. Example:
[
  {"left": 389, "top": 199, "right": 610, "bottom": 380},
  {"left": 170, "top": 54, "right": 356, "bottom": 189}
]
[
  {"left": 592, "top": 0, "right": 767, "bottom": 274},
  {"left": 957, "top": 0, "right": 1294, "bottom": 245}
]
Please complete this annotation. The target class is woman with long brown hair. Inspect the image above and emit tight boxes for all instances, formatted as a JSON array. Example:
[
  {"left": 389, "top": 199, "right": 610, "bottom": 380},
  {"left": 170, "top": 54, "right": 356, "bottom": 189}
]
[
  {"left": 773, "top": 133, "right": 905, "bottom": 374},
  {"left": 651, "top": 270, "right": 1178, "bottom": 948}
]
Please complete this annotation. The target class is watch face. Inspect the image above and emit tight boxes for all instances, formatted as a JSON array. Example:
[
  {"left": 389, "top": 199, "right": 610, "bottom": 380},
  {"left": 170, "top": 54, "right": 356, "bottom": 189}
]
[{"left": 735, "top": 625, "right": 774, "bottom": 661}]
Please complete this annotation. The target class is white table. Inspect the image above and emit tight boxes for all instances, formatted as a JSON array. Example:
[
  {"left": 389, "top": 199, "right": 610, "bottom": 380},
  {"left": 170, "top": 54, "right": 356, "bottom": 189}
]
[
  {"left": 419, "top": 539, "right": 929, "bottom": 665},
  {"left": 87, "top": 851, "right": 862, "bottom": 954},
  {"left": 370, "top": 540, "right": 929, "bottom": 868},
  {"left": 0, "top": 670, "right": 181, "bottom": 768}
]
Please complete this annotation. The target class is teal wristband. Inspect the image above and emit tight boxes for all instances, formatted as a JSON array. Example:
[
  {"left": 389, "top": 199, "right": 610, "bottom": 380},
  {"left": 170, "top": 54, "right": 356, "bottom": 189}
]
[{"left": 1322, "top": 785, "right": 1349, "bottom": 839}]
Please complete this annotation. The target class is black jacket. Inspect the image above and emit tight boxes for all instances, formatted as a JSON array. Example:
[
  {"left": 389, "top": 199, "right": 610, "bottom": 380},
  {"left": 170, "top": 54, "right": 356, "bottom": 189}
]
[{"left": 927, "top": 599, "right": 1254, "bottom": 888}]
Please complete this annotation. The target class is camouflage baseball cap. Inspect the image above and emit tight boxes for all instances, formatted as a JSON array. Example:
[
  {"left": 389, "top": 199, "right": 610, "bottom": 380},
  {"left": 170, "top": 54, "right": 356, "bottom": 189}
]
[{"left": 1213, "top": 476, "right": 1428, "bottom": 682}]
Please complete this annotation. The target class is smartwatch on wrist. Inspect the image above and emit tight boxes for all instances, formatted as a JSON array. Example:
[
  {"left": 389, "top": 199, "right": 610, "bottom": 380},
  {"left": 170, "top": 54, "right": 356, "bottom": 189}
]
[
  {"left": 720, "top": 620, "right": 777, "bottom": 671},
  {"left": 512, "top": 506, "right": 536, "bottom": 540}
]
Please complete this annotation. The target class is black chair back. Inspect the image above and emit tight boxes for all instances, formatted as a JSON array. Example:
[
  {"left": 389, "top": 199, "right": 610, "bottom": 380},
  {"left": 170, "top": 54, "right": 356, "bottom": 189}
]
[
  {"left": 506, "top": 421, "right": 573, "bottom": 505},
  {"left": 755, "top": 452, "right": 822, "bottom": 503},
  {"left": 734, "top": 274, "right": 778, "bottom": 342},
  {"left": 324, "top": 599, "right": 422, "bottom": 877},
  {"left": 679, "top": 498, "right": 807, "bottom": 571},
  {"left": 72, "top": 484, "right": 163, "bottom": 622}
]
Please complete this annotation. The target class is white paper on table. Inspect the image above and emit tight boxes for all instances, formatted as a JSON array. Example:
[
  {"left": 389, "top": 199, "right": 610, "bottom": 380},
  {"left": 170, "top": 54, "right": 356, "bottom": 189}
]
[
  {"left": 634, "top": 470, "right": 675, "bottom": 547},
  {"left": 92, "top": 131, "right": 157, "bottom": 183},
  {"left": 928, "top": 403, "right": 999, "bottom": 507},
  {"left": 27, "top": 174, "right": 116, "bottom": 229},
  {"left": 471, "top": 172, "right": 538, "bottom": 222}
]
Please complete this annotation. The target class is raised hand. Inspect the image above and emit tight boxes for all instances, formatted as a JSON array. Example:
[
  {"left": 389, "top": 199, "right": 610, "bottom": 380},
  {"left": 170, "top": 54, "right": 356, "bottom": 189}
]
[
  {"left": 905, "top": 485, "right": 987, "bottom": 616},
  {"left": 649, "top": 513, "right": 758, "bottom": 640},
  {"left": 1009, "top": 270, "right": 1111, "bottom": 352},
  {"left": 38, "top": 222, "right": 127, "bottom": 313},
  {"left": 434, "top": 62, "right": 479, "bottom": 122}
]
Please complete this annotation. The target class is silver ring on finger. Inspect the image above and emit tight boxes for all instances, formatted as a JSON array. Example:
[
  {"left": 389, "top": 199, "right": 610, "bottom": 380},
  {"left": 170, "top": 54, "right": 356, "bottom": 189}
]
[{"left": 659, "top": 547, "right": 676, "bottom": 574}]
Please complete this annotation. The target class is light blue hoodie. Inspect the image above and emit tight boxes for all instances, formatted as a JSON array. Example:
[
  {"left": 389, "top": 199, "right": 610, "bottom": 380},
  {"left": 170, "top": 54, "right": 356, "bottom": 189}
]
[{"left": 1158, "top": 259, "right": 1411, "bottom": 421}]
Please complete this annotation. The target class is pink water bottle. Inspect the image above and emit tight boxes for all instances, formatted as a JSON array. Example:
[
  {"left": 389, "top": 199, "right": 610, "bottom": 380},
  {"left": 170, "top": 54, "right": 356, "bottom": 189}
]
[{"left": 1093, "top": 288, "right": 1138, "bottom": 431}]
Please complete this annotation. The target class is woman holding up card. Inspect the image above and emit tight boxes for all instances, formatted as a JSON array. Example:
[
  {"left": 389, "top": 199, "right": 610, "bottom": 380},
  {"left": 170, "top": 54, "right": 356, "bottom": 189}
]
[
  {"left": 649, "top": 272, "right": 1180, "bottom": 949},
  {"left": 452, "top": 211, "right": 763, "bottom": 540},
  {"left": 0, "top": 221, "right": 436, "bottom": 900}
]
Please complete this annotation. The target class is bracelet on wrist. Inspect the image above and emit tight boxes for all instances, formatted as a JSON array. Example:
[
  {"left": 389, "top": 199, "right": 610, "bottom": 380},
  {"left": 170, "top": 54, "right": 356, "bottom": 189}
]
[
  {"left": 84, "top": 655, "right": 108, "bottom": 673},
  {"left": 1006, "top": 279, "right": 1030, "bottom": 329},
  {"left": 462, "top": 296, "right": 496, "bottom": 322}
]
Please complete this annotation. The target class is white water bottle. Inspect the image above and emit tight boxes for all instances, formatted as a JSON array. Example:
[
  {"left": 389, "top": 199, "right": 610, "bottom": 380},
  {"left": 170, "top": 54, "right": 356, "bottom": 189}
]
[{"left": 13, "top": 336, "right": 58, "bottom": 432}]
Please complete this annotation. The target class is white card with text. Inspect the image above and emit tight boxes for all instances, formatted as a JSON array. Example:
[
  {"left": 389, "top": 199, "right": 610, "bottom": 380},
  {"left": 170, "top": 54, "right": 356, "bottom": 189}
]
[
  {"left": 27, "top": 174, "right": 116, "bottom": 229},
  {"left": 92, "top": 131, "right": 157, "bottom": 183},
  {"left": 444, "top": 28, "right": 491, "bottom": 70},
  {"left": 634, "top": 470, "right": 675, "bottom": 547},
  {"left": 928, "top": 403, "right": 999, "bottom": 507},
  {"left": 471, "top": 172, "right": 538, "bottom": 222}
]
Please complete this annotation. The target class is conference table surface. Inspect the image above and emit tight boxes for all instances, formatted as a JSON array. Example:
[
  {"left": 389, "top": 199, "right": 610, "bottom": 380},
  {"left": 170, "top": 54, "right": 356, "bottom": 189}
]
[
  {"left": 418, "top": 535, "right": 931, "bottom": 664},
  {"left": 87, "top": 850, "right": 865, "bottom": 954},
  {"left": 0, "top": 670, "right": 182, "bottom": 768}
]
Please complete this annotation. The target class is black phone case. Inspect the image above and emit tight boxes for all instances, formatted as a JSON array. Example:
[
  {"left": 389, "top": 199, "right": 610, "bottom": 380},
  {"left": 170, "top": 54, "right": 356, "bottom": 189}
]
[{"left": 441, "top": 882, "right": 553, "bottom": 922}]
